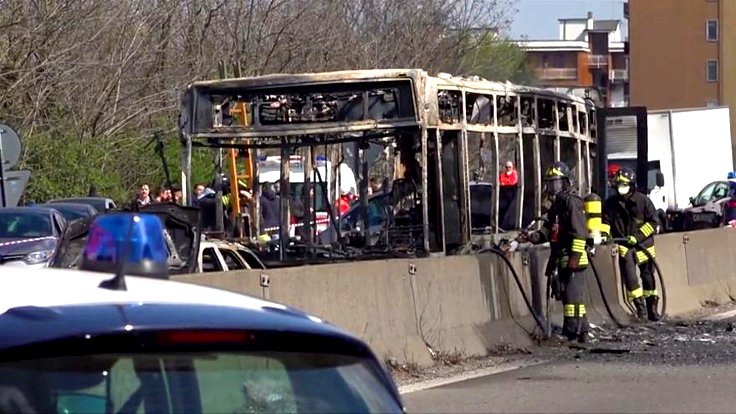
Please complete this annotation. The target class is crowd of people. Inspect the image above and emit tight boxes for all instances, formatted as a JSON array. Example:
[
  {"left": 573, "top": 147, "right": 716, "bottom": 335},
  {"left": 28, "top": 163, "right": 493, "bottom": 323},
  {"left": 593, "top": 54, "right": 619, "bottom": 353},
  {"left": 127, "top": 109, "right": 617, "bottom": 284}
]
[
  {"left": 128, "top": 174, "right": 372, "bottom": 239},
  {"left": 130, "top": 183, "right": 184, "bottom": 207}
]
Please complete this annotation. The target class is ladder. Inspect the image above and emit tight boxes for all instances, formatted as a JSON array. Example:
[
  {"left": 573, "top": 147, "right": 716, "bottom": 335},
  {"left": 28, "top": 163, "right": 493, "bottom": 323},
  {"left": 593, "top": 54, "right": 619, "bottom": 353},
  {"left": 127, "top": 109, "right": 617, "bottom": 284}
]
[{"left": 226, "top": 101, "right": 254, "bottom": 238}]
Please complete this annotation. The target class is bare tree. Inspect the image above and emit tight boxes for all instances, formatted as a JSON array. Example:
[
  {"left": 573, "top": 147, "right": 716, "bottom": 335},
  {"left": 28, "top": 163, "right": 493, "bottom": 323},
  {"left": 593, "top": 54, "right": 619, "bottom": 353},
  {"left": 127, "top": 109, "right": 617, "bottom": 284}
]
[{"left": 0, "top": 0, "right": 520, "bottom": 201}]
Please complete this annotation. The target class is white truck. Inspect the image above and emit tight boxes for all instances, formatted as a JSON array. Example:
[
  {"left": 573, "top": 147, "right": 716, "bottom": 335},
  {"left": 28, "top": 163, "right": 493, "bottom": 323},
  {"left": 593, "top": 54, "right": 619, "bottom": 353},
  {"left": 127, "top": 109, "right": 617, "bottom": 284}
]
[{"left": 606, "top": 106, "right": 733, "bottom": 231}]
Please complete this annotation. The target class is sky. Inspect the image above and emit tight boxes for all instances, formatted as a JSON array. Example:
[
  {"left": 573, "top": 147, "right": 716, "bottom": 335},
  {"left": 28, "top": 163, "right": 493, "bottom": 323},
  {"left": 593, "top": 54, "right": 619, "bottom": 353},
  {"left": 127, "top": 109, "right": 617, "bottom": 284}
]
[{"left": 508, "top": 0, "right": 628, "bottom": 40}]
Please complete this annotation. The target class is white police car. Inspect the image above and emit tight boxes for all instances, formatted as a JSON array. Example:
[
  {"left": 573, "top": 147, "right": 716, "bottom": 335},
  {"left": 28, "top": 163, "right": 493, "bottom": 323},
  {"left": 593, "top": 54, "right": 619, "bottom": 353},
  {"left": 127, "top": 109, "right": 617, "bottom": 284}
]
[{"left": 0, "top": 213, "right": 404, "bottom": 414}]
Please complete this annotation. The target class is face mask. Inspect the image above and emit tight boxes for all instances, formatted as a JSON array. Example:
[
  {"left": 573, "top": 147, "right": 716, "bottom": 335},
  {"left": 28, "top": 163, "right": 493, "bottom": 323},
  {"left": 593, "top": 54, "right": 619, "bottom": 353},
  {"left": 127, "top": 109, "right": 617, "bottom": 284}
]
[{"left": 617, "top": 185, "right": 630, "bottom": 196}]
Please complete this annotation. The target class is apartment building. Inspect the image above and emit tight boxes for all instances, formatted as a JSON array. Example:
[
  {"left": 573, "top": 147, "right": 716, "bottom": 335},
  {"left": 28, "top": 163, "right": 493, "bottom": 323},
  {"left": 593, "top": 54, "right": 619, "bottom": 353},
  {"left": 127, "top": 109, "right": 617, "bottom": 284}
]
[
  {"left": 517, "top": 12, "right": 629, "bottom": 107},
  {"left": 629, "top": 0, "right": 736, "bottom": 138}
]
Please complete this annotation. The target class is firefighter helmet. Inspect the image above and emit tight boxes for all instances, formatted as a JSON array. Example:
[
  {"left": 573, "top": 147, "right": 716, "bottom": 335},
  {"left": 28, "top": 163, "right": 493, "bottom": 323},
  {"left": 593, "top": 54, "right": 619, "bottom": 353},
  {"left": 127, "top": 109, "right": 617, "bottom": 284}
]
[
  {"left": 543, "top": 161, "right": 571, "bottom": 196},
  {"left": 544, "top": 161, "right": 571, "bottom": 181},
  {"left": 613, "top": 167, "right": 636, "bottom": 186},
  {"left": 613, "top": 167, "right": 636, "bottom": 196}
]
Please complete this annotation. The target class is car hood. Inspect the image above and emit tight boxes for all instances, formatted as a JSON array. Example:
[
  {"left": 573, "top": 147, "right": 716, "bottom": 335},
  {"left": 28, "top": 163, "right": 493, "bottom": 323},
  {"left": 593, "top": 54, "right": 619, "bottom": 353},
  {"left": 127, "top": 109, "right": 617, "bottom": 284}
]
[
  {"left": 51, "top": 203, "right": 201, "bottom": 275},
  {"left": 0, "top": 237, "right": 58, "bottom": 262}
]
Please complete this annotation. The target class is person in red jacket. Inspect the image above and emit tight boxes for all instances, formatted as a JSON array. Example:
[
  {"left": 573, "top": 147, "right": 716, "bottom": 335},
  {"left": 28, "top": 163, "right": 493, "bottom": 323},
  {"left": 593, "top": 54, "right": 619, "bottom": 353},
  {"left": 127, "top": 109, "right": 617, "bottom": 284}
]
[
  {"left": 499, "top": 161, "right": 519, "bottom": 230},
  {"left": 500, "top": 161, "right": 518, "bottom": 187},
  {"left": 336, "top": 185, "right": 352, "bottom": 216}
]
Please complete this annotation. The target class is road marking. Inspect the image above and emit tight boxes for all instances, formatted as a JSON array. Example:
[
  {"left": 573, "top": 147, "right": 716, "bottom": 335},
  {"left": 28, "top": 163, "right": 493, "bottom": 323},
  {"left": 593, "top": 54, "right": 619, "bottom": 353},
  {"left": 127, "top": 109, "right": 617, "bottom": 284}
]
[
  {"left": 702, "top": 309, "right": 736, "bottom": 321},
  {"left": 398, "top": 359, "right": 549, "bottom": 395}
]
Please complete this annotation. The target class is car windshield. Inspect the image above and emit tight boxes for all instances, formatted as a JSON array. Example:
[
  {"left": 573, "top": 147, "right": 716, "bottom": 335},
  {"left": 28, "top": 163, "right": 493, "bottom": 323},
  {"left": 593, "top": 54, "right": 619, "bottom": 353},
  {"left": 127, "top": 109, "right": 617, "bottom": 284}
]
[
  {"left": 43, "top": 205, "right": 90, "bottom": 222},
  {"left": 0, "top": 351, "right": 401, "bottom": 414},
  {"left": 0, "top": 213, "right": 52, "bottom": 238}
]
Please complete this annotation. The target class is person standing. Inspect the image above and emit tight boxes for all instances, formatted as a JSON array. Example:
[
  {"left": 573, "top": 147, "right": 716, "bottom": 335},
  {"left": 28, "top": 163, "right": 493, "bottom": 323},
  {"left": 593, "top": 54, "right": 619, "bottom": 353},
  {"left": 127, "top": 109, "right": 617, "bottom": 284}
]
[
  {"left": 526, "top": 162, "right": 591, "bottom": 342},
  {"left": 603, "top": 167, "right": 660, "bottom": 321}
]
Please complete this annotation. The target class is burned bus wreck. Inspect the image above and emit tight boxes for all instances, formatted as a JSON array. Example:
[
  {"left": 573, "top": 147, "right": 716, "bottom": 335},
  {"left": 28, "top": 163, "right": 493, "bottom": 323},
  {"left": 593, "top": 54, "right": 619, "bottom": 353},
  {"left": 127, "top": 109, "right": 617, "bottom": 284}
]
[{"left": 178, "top": 69, "right": 599, "bottom": 265}]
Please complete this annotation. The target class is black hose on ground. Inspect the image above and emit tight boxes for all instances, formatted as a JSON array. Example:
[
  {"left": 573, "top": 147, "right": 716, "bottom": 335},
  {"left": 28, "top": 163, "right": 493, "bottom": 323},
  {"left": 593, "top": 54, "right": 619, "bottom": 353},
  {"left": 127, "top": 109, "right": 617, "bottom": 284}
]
[
  {"left": 586, "top": 249, "right": 628, "bottom": 329},
  {"left": 607, "top": 238, "right": 667, "bottom": 320},
  {"left": 476, "top": 246, "right": 549, "bottom": 337}
]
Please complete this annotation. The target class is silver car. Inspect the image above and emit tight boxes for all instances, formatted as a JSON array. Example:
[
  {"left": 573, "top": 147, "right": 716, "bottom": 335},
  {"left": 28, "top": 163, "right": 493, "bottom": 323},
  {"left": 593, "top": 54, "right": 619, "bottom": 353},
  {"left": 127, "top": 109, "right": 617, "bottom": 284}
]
[{"left": 0, "top": 207, "right": 67, "bottom": 268}]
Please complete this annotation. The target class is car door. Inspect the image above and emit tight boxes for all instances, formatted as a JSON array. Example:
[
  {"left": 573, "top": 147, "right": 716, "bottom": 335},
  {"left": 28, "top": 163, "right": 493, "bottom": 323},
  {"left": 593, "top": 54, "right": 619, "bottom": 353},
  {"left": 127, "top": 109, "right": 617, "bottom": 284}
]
[
  {"left": 199, "top": 246, "right": 226, "bottom": 273},
  {"left": 52, "top": 213, "right": 67, "bottom": 238}
]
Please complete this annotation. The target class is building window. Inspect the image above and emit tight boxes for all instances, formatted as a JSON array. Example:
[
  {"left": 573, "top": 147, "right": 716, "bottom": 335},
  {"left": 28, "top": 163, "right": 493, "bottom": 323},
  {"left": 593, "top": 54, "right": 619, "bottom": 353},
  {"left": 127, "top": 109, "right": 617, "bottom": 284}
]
[
  {"left": 707, "top": 60, "right": 718, "bottom": 82},
  {"left": 706, "top": 20, "right": 718, "bottom": 41}
]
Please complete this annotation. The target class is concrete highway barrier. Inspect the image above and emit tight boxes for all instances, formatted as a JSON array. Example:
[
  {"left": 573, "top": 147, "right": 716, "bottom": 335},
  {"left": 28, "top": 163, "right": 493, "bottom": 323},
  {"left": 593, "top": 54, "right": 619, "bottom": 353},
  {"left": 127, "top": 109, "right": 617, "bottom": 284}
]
[{"left": 173, "top": 228, "right": 736, "bottom": 366}]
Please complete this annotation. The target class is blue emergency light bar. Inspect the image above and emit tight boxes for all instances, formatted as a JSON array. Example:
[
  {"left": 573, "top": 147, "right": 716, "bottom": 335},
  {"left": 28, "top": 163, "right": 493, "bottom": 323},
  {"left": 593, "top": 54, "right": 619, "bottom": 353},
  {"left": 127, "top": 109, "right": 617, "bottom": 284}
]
[
  {"left": 728, "top": 171, "right": 736, "bottom": 179},
  {"left": 80, "top": 213, "right": 169, "bottom": 281}
]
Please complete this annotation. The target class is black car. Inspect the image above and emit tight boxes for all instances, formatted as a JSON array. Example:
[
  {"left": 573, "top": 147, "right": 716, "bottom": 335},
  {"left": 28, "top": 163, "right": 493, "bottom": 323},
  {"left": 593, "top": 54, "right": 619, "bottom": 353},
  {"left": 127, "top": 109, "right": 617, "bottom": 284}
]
[
  {"left": 47, "top": 197, "right": 117, "bottom": 213},
  {"left": 51, "top": 203, "right": 201, "bottom": 275},
  {"left": 0, "top": 207, "right": 67, "bottom": 267},
  {"left": 39, "top": 202, "right": 98, "bottom": 222}
]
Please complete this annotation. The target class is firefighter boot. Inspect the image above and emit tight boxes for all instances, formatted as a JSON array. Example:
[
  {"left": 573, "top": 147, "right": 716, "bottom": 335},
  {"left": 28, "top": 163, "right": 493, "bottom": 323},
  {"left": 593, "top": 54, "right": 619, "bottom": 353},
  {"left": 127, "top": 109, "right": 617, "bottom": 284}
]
[
  {"left": 562, "top": 317, "right": 579, "bottom": 341},
  {"left": 646, "top": 296, "right": 661, "bottom": 321},
  {"left": 577, "top": 315, "right": 590, "bottom": 344},
  {"left": 633, "top": 297, "right": 648, "bottom": 320}
]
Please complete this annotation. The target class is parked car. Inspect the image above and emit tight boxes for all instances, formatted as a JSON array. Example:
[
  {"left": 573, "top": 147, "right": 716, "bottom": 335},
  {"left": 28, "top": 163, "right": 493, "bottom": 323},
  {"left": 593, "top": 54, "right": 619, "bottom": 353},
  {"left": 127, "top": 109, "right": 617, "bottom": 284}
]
[
  {"left": 38, "top": 202, "right": 98, "bottom": 222},
  {"left": 0, "top": 207, "right": 67, "bottom": 268},
  {"left": 199, "top": 237, "right": 266, "bottom": 272},
  {"left": 50, "top": 203, "right": 200, "bottom": 275},
  {"left": 47, "top": 196, "right": 117, "bottom": 213},
  {"left": 50, "top": 203, "right": 265, "bottom": 274},
  {"left": 676, "top": 180, "right": 732, "bottom": 231}
]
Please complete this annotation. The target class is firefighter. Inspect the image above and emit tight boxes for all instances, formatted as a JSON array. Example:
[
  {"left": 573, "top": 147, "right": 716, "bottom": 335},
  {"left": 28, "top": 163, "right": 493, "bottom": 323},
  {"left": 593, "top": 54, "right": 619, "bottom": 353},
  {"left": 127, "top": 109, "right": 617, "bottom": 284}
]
[
  {"left": 603, "top": 167, "right": 660, "bottom": 321},
  {"left": 608, "top": 163, "right": 621, "bottom": 189},
  {"left": 526, "top": 161, "right": 591, "bottom": 342}
]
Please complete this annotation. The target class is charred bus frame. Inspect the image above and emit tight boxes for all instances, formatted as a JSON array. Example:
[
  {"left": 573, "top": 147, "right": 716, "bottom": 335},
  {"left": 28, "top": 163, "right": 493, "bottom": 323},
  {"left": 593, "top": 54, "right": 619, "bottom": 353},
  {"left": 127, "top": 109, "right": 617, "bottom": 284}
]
[{"left": 178, "top": 69, "right": 599, "bottom": 261}]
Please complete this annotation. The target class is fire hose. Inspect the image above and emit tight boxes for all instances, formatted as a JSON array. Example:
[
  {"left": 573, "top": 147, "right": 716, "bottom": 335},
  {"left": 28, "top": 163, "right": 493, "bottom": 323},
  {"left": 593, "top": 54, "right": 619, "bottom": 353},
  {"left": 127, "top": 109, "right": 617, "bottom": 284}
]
[{"left": 475, "top": 244, "right": 549, "bottom": 338}]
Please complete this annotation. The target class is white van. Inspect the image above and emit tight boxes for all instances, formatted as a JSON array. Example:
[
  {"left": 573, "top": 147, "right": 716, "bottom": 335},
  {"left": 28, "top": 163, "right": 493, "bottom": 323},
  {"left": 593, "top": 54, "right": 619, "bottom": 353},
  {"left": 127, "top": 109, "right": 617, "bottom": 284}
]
[{"left": 257, "top": 155, "right": 357, "bottom": 234}]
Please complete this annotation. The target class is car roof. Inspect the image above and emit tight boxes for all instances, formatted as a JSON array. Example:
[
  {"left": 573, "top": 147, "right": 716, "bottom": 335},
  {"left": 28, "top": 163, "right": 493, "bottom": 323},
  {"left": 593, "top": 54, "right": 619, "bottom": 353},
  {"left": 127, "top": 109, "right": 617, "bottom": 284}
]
[
  {"left": 0, "top": 267, "right": 372, "bottom": 350},
  {"left": 40, "top": 202, "right": 96, "bottom": 210},
  {"left": 0, "top": 267, "right": 293, "bottom": 315},
  {"left": 49, "top": 197, "right": 114, "bottom": 202},
  {"left": 0, "top": 206, "right": 57, "bottom": 215},
  {"left": 201, "top": 238, "right": 246, "bottom": 249}
]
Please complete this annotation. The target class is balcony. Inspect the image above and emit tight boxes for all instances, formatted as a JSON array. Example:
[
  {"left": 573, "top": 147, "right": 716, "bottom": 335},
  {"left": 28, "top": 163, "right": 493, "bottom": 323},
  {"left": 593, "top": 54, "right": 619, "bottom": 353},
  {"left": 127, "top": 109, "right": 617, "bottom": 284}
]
[
  {"left": 608, "top": 99, "right": 630, "bottom": 108},
  {"left": 587, "top": 54, "right": 608, "bottom": 68},
  {"left": 534, "top": 68, "right": 578, "bottom": 80},
  {"left": 610, "top": 69, "right": 629, "bottom": 82}
]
